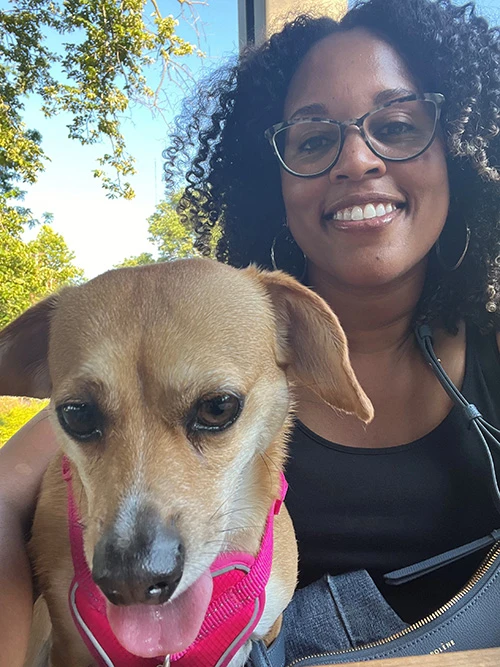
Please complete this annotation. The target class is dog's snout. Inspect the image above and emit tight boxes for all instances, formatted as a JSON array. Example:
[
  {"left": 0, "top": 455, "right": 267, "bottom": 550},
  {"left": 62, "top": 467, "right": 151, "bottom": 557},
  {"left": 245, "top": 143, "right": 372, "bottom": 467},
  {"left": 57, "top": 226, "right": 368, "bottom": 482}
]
[{"left": 92, "top": 507, "right": 185, "bottom": 606}]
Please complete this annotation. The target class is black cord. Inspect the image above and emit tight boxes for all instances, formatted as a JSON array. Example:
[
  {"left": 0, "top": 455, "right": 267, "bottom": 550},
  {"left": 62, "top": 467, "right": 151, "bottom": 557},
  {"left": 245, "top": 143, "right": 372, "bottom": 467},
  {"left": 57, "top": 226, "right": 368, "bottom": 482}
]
[
  {"left": 383, "top": 325, "right": 500, "bottom": 585},
  {"left": 415, "top": 324, "right": 500, "bottom": 515}
]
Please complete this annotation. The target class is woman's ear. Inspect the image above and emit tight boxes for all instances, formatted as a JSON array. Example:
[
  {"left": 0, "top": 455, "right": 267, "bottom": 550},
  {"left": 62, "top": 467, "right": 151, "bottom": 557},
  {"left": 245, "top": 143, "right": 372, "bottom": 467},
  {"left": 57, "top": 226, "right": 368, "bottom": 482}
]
[
  {"left": 0, "top": 294, "right": 59, "bottom": 398},
  {"left": 255, "top": 268, "right": 373, "bottom": 423}
]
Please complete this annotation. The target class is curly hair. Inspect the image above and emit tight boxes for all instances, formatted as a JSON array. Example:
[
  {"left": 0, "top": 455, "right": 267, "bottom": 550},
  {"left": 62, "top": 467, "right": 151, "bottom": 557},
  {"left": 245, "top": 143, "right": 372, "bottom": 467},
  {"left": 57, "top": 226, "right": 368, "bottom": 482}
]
[{"left": 164, "top": 0, "right": 500, "bottom": 332}]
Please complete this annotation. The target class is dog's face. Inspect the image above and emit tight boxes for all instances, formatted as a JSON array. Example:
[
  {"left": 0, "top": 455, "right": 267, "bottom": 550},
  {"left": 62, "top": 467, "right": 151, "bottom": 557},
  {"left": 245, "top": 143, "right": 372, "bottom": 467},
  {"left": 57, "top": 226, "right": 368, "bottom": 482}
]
[
  {"left": 0, "top": 258, "right": 372, "bottom": 657},
  {"left": 47, "top": 260, "right": 293, "bottom": 582}
]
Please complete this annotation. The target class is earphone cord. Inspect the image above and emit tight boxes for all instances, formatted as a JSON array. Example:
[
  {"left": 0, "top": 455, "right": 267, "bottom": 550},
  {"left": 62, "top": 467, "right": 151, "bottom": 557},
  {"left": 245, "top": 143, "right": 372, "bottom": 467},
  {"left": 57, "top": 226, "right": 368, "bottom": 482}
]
[
  {"left": 383, "top": 324, "right": 500, "bottom": 586},
  {"left": 416, "top": 324, "right": 500, "bottom": 514}
]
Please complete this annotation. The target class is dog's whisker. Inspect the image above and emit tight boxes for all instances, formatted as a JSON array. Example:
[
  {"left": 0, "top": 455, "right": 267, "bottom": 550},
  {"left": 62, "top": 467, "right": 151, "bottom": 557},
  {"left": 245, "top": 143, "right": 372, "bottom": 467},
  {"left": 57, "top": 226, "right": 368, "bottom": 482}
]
[
  {"left": 208, "top": 499, "right": 245, "bottom": 524},
  {"left": 214, "top": 505, "right": 257, "bottom": 520},
  {"left": 259, "top": 452, "right": 282, "bottom": 484},
  {"left": 261, "top": 450, "right": 281, "bottom": 471},
  {"left": 217, "top": 523, "right": 263, "bottom": 534},
  {"left": 208, "top": 495, "right": 234, "bottom": 523}
]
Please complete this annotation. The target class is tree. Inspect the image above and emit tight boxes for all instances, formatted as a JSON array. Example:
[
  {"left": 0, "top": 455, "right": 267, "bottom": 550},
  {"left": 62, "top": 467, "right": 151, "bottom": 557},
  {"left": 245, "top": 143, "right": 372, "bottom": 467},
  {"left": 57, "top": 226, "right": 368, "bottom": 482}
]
[
  {"left": 28, "top": 225, "right": 85, "bottom": 292},
  {"left": 114, "top": 191, "right": 198, "bottom": 267},
  {"left": 0, "top": 1, "right": 203, "bottom": 327},
  {"left": 0, "top": 0, "right": 202, "bottom": 202},
  {"left": 114, "top": 251, "right": 157, "bottom": 268},
  {"left": 148, "top": 191, "right": 197, "bottom": 260},
  {"left": 0, "top": 205, "right": 39, "bottom": 326},
  {"left": 0, "top": 214, "right": 84, "bottom": 328}
]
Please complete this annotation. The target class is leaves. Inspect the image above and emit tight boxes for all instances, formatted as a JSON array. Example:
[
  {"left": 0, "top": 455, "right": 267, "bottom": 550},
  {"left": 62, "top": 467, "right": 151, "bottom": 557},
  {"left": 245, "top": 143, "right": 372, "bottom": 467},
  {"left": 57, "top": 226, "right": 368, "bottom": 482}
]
[
  {"left": 114, "top": 251, "right": 156, "bottom": 267},
  {"left": 114, "top": 191, "right": 198, "bottom": 267},
  {"left": 147, "top": 191, "right": 197, "bottom": 260},
  {"left": 0, "top": 197, "right": 84, "bottom": 328},
  {"left": 0, "top": 0, "right": 202, "bottom": 199}
]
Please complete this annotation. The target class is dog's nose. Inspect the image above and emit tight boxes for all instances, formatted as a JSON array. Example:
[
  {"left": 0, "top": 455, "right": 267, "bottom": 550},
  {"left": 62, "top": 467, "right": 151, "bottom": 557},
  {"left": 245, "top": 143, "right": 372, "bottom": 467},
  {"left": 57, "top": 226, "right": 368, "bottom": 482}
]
[{"left": 92, "top": 509, "right": 185, "bottom": 606}]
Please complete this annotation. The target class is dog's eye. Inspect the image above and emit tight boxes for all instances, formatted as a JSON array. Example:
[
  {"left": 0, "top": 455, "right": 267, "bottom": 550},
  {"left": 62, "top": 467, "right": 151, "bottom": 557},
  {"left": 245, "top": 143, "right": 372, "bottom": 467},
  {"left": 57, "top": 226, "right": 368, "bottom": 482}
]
[
  {"left": 57, "top": 403, "right": 103, "bottom": 441},
  {"left": 190, "top": 394, "right": 242, "bottom": 432}
]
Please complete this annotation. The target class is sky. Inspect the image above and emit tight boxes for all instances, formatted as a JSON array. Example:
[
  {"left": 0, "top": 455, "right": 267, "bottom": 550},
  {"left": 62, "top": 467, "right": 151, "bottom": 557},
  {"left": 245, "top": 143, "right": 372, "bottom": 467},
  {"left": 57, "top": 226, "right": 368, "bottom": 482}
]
[
  {"left": 6, "top": 0, "right": 500, "bottom": 279},
  {"left": 14, "top": 0, "right": 240, "bottom": 278}
]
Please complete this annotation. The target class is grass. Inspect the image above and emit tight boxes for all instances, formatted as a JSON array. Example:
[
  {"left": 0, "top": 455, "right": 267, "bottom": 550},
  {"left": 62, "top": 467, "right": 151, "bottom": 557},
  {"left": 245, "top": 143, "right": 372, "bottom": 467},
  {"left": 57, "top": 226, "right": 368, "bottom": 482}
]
[{"left": 0, "top": 396, "right": 49, "bottom": 447}]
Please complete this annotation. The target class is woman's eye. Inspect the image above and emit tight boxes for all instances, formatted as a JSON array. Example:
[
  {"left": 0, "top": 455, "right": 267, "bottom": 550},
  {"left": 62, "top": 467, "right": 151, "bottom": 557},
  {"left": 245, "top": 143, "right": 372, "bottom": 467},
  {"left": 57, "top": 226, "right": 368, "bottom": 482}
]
[
  {"left": 57, "top": 403, "right": 103, "bottom": 441},
  {"left": 189, "top": 393, "right": 242, "bottom": 433},
  {"left": 375, "top": 121, "right": 415, "bottom": 139},
  {"left": 298, "top": 135, "right": 335, "bottom": 153}
]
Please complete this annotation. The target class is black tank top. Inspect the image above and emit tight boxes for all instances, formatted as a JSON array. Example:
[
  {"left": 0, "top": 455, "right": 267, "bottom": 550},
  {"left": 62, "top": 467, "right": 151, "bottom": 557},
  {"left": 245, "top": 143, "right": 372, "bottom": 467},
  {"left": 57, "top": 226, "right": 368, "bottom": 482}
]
[{"left": 285, "top": 325, "right": 500, "bottom": 623}]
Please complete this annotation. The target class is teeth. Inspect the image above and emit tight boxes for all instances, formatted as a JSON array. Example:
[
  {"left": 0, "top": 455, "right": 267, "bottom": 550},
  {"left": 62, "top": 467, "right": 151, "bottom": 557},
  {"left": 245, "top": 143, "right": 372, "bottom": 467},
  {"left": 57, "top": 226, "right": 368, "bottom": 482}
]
[
  {"left": 364, "top": 204, "right": 377, "bottom": 219},
  {"left": 351, "top": 206, "right": 363, "bottom": 221},
  {"left": 332, "top": 202, "right": 399, "bottom": 222}
]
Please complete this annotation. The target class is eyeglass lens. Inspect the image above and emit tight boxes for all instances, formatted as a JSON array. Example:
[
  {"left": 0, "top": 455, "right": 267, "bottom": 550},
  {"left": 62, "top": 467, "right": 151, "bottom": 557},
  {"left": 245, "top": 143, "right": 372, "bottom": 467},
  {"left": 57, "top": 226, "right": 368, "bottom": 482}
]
[{"left": 275, "top": 99, "right": 438, "bottom": 176}]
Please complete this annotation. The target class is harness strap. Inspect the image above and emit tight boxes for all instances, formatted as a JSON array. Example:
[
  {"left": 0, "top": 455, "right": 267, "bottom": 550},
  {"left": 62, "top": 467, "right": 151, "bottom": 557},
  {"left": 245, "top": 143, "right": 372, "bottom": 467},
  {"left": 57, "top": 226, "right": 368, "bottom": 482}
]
[{"left": 62, "top": 456, "right": 286, "bottom": 667}]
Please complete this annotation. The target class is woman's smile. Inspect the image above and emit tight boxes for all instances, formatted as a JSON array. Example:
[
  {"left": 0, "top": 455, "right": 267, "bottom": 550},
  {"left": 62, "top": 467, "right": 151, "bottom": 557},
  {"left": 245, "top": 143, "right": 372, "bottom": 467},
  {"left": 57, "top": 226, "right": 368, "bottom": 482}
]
[{"left": 323, "top": 194, "right": 406, "bottom": 231}]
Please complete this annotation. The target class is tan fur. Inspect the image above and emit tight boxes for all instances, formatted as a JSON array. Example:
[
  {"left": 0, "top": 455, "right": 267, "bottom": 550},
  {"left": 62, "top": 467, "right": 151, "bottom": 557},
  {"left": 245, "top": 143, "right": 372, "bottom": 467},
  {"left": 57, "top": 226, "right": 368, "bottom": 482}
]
[
  {"left": 0, "top": 259, "right": 372, "bottom": 667},
  {"left": 23, "top": 598, "right": 51, "bottom": 667}
]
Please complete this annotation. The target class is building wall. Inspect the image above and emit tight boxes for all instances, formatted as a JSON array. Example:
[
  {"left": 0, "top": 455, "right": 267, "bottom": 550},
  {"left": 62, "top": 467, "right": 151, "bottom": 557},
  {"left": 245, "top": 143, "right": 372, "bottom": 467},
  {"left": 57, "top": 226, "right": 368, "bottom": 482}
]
[
  {"left": 238, "top": 0, "right": 348, "bottom": 48},
  {"left": 266, "top": 0, "right": 348, "bottom": 36}
]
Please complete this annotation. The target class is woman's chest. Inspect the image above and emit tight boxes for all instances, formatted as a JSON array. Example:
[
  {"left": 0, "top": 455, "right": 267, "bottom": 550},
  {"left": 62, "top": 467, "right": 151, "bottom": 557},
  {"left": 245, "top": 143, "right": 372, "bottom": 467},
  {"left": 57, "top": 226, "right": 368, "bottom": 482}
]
[
  {"left": 285, "top": 417, "right": 500, "bottom": 618},
  {"left": 294, "top": 326, "right": 467, "bottom": 449},
  {"left": 294, "top": 372, "right": 455, "bottom": 449}
]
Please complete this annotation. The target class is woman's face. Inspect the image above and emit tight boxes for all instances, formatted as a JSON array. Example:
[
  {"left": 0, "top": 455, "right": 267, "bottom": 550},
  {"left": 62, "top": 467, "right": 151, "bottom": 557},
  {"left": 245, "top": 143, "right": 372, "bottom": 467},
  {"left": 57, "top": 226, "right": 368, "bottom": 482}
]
[{"left": 281, "top": 28, "right": 449, "bottom": 289}]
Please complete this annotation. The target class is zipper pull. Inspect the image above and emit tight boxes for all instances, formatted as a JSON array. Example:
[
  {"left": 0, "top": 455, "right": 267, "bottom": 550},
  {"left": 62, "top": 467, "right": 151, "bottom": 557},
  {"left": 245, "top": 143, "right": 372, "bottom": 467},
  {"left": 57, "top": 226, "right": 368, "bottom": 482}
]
[
  {"left": 384, "top": 528, "right": 500, "bottom": 586},
  {"left": 157, "top": 657, "right": 170, "bottom": 667}
]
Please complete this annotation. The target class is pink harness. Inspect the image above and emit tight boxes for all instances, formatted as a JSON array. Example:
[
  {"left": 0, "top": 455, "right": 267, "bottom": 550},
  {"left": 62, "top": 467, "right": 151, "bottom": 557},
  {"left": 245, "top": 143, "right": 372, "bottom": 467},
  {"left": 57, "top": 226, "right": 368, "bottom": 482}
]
[{"left": 62, "top": 457, "right": 287, "bottom": 667}]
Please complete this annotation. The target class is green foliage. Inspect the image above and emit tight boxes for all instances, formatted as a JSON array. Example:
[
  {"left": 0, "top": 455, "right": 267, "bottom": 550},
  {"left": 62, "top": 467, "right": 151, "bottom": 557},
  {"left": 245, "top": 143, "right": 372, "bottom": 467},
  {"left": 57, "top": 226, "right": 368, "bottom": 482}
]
[
  {"left": 115, "top": 191, "right": 198, "bottom": 265},
  {"left": 114, "top": 251, "right": 157, "bottom": 268},
  {"left": 147, "top": 191, "right": 197, "bottom": 260},
  {"left": 0, "top": 0, "right": 201, "bottom": 201},
  {"left": 0, "top": 209, "right": 84, "bottom": 328},
  {"left": 28, "top": 225, "right": 85, "bottom": 292},
  {"left": 0, "top": 397, "right": 48, "bottom": 447}
]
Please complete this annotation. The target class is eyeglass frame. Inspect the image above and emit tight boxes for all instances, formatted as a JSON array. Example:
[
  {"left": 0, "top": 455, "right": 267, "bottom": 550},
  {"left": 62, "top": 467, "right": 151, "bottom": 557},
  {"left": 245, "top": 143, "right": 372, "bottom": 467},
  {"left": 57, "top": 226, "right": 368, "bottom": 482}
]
[{"left": 264, "top": 92, "right": 445, "bottom": 178}]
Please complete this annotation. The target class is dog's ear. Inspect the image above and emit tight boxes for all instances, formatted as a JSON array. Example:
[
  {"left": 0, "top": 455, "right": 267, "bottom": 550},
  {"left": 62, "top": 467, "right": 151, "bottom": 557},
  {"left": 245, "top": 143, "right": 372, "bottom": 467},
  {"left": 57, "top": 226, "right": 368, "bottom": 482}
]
[
  {"left": 256, "top": 269, "right": 373, "bottom": 423},
  {"left": 0, "top": 294, "right": 59, "bottom": 398}
]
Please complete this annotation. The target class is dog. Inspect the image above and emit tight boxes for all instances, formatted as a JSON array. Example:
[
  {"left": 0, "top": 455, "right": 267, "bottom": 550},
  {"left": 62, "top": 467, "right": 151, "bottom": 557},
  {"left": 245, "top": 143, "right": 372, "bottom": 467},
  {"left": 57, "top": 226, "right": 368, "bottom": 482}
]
[{"left": 0, "top": 258, "right": 373, "bottom": 667}]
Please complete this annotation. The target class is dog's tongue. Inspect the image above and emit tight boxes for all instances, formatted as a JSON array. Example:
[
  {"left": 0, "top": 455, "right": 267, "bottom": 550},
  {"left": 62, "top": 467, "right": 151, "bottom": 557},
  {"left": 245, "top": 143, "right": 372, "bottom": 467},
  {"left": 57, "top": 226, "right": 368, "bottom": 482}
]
[{"left": 106, "top": 570, "right": 213, "bottom": 658}]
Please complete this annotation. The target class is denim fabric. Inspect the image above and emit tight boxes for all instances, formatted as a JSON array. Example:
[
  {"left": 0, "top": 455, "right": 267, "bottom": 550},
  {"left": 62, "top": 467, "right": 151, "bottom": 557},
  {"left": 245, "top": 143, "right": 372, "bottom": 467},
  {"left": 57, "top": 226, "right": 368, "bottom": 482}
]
[
  {"left": 248, "top": 570, "right": 406, "bottom": 667},
  {"left": 249, "top": 550, "right": 500, "bottom": 666},
  {"left": 249, "top": 629, "right": 286, "bottom": 667},
  {"left": 283, "top": 570, "right": 407, "bottom": 662}
]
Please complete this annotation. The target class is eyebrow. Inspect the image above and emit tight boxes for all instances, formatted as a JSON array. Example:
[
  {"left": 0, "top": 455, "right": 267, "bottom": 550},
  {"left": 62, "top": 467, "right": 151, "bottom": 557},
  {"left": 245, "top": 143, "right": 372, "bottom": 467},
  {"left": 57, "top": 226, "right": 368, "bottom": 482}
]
[
  {"left": 373, "top": 87, "right": 416, "bottom": 106},
  {"left": 289, "top": 103, "right": 329, "bottom": 120},
  {"left": 288, "top": 88, "right": 417, "bottom": 121}
]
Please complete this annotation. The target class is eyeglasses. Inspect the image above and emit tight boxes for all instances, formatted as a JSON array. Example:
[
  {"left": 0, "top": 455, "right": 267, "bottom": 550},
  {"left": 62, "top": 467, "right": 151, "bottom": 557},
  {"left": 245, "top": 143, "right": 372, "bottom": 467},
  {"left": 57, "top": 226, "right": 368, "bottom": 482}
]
[{"left": 265, "top": 93, "right": 445, "bottom": 178}]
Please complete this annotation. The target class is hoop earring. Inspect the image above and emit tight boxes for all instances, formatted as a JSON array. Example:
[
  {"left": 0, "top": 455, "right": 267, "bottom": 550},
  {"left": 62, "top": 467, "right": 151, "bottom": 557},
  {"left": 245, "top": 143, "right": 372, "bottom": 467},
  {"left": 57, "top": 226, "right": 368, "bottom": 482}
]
[
  {"left": 271, "top": 226, "right": 308, "bottom": 281},
  {"left": 435, "top": 223, "right": 471, "bottom": 272}
]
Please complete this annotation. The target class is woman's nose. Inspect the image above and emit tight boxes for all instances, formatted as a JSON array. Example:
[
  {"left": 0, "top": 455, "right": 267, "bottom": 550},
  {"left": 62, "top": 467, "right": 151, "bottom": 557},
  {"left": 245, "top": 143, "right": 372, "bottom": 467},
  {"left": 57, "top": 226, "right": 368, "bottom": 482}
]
[{"left": 328, "top": 128, "right": 386, "bottom": 182}]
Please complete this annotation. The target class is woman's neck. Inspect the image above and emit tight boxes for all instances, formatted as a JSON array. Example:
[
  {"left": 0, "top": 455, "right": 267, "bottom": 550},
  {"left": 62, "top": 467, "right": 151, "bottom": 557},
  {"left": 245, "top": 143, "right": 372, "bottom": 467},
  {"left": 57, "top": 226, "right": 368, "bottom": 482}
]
[{"left": 307, "top": 261, "right": 427, "bottom": 356}]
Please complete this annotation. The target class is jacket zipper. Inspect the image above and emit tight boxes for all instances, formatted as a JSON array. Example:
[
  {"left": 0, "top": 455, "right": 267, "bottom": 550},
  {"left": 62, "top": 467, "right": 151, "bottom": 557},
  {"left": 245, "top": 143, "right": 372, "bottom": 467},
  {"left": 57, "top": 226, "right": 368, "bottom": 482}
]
[{"left": 286, "top": 542, "right": 500, "bottom": 667}]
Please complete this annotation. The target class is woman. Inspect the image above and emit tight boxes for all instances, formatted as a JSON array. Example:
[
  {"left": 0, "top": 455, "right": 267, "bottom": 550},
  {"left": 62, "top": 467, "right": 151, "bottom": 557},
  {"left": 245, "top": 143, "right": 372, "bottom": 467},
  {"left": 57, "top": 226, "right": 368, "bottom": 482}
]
[
  {"left": 1, "top": 0, "right": 499, "bottom": 662},
  {"left": 164, "top": 0, "right": 500, "bottom": 626}
]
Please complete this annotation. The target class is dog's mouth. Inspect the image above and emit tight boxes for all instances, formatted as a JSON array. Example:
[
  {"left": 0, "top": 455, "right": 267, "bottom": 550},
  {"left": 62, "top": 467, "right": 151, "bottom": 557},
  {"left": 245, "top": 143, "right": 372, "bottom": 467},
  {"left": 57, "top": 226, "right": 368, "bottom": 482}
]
[{"left": 106, "top": 569, "right": 213, "bottom": 658}]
